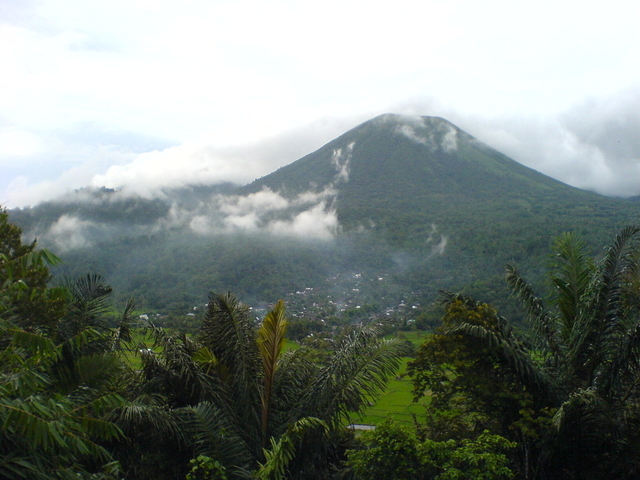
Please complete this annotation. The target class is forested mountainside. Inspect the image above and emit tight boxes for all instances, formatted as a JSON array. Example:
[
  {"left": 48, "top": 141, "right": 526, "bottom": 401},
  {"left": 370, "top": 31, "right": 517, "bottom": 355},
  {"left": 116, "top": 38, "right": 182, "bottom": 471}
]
[{"left": 9, "top": 114, "right": 640, "bottom": 317}]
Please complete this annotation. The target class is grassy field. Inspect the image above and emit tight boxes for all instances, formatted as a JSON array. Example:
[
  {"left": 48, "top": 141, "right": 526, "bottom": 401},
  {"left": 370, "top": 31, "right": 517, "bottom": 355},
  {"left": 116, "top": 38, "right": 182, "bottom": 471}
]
[
  {"left": 121, "top": 330, "right": 157, "bottom": 369},
  {"left": 351, "top": 330, "right": 431, "bottom": 426},
  {"left": 395, "top": 330, "right": 429, "bottom": 347},
  {"left": 354, "top": 357, "right": 430, "bottom": 426}
]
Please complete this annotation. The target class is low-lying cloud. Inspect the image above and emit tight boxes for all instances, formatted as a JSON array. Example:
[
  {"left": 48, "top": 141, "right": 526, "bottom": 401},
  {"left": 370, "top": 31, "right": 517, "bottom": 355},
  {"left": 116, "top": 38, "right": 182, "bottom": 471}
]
[
  {"left": 47, "top": 214, "right": 94, "bottom": 251},
  {"left": 2, "top": 116, "right": 362, "bottom": 208},
  {"left": 267, "top": 202, "right": 338, "bottom": 240},
  {"left": 30, "top": 137, "right": 355, "bottom": 247},
  {"left": 177, "top": 139, "right": 352, "bottom": 240},
  {"left": 391, "top": 114, "right": 459, "bottom": 153},
  {"left": 89, "top": 118, "right": 360, "bottom": 201},
  {"left": 186, "top": 182, "right": 342, "bottom": 240}
]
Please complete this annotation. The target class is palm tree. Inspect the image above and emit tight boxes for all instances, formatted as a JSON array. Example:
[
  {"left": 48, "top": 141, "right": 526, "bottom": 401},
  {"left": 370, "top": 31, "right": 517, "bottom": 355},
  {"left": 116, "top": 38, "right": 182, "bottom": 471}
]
[
  {"left": 0, "top": 250, "right": 139, "bottom": 480},
  {"left": 136, "top": 292, "right": 403, "bottom": 479},
  {"left": 0, "top": 214, "right": 139, "bottom": 479},
  {"left": 0, "top": 315, "right": 127, "bottom": 480},
  {"left": 424, "top": 227, "right": 640, "bottom": 479}
]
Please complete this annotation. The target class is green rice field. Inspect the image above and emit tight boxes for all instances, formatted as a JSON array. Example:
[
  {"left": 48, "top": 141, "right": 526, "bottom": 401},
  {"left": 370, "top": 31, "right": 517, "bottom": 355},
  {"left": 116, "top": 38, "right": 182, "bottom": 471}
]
[
  {"left": 352, "top": 331, "right": 431, "bottom": 426},
  {"left": 354, "top": 357, "right": 430, "bottom": 426}
]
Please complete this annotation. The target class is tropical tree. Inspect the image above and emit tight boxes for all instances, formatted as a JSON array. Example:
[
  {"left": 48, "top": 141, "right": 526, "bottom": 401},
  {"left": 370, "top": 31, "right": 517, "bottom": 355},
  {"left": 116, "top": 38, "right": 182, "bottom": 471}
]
[
  {"left": 408, "top": 294, "right": 552, "bottom": 478},
  {"left": 409, "top": 227, "right": 640, "bottom": 480},
  {"left": 0, "top": 305, "right": 128, "bottom": 479},
  {"left": 0, "top": 208, "right": 65, "bottom": 331},
  {"left": 131, "top": 292, "right": 404, "bottom": 479},
  {"left": 346, "top": 419, "right": 515, "bottom": 480},
  {"left": 506, "top": 227, "right": 640, "bottom": 479},
  {"left": 0, "top": 212, "right": 136, "bottom": 479}
]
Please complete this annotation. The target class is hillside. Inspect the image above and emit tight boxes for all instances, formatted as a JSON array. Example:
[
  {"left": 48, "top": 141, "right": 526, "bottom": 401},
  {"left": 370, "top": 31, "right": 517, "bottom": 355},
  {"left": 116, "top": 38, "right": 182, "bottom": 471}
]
[
  {"left": 245, "top": 114, "right": 639, "bottom": 303},
  {"left": 8, "top": 114, "right": 640, "bottom": 317}
]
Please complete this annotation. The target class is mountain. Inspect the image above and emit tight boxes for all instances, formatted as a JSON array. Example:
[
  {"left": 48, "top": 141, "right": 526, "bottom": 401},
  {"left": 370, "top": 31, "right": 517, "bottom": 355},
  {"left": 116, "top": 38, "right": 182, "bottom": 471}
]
[
  {"left": 244, "top": 113, "right": 637, "bottom": 279},
  {"left": 247, "top": 114, "right": 618, "bottom": 237},
  {"left": 8, "top": 114, "right": 640, "bottom": 318}
]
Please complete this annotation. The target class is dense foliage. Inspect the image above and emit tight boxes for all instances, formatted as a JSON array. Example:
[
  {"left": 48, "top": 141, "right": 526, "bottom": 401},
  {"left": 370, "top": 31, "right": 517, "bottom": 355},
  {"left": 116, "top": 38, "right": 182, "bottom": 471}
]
[
  {"left": 408, "top": 227, "right": 640, "bottom": 479},
  {"left": 7, "top": 193, "right": 640, "bottom": 480},
  {"left": 346, "top": 420, "right": 515, "bottom": 480},
  {"left": 0, "top": 213, "right": 131, "bottom": 479},
  {"left": 0, "top": 210, "right": 405, "bottom": 480}
]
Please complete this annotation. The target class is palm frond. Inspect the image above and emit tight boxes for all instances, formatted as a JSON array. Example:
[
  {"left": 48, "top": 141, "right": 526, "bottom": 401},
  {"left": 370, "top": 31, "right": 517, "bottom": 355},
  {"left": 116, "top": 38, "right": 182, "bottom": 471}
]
[
  {"left": 200, "top": 292, "right": 260, "bottom": 378},
  {"left": 597, "top": 321, "right": 640, "bottom": 401},
  {"left": 543, "top": 388, "right": 620, "bottom": 478},
  {"left": 257, "top": 299, "right": 288, "bottom": 444},
  {"left": 111, "top": 298, "right": 138, "bottom": 352},
  {"left": 506, "top": 265, "right": 562, "bottom": 360},
  {"left": 108, "top": 393, "right": 188, "bottom": 445},
  {"left": 549, "top": 232, "right": 593, "bottom": 332},
  {"left": 139, "top": 327, "right": 217, "bottom": 407},
  {"left": 442, "top": 293, "right": 556, "bottom": 403},
  {"left": 299, "top": 322, "right": 403, "bottom": 429},
  {"left": 183, "top": 401, "right": 253, "bottom": 474},
  {"left": 255, "top": 417, "right": 328, "bottom": 480},
  {"left": 8, "top": 326, "right": 58, "bottom": 360},
  {"left": 199, "top": 292, "right": 262, "bottom": 441},
  {"left": 63, "top": 273, "right": 113, "bottom": 329},
  {"left": 577, "top": 226, "right": 640, "bottom": 386}
]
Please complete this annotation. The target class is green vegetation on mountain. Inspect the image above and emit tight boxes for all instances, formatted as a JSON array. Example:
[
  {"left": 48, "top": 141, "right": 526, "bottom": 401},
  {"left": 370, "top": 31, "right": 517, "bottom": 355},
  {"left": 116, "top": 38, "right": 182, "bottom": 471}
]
[{"left": 7, "top": 114, "right": 640, "bottom": 319}]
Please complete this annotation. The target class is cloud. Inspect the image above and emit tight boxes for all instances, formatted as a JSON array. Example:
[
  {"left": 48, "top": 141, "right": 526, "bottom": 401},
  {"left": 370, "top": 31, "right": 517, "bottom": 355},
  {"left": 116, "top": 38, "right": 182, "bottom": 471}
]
[
  {"left": 83, "top": 116, "right": 361, "bottom": 201},
  {"left": 557, "top": 90, "right": 640, "bottom": 196},
  {"left": 46, "top": 215, "right": 94, "bottom": 251},
  {"left": 425, "top": 224, "right": 448, "bottom": 256},
  {"left": 219, "top": 189, "right": 290, "bottom": 216},
  {"left": 0, "top": 128, "right": 45, "bottom": 157},
  {"left": 196, "top": 140, "right": 350, "bottom": 239},
  {"left": 441, "top": 125, "right": 458, "bottom": 153},
  {"left": 3, "top": 142, "right": 137, "bottom": 207},
  {"left": 397, "top": 124, "right": 429, "bottom": 145},
  {"left": 330, "top": 142, "right": 354, "bottom": 182},
  {"left": 431, "top": 236, "right": 448, "bottom": 256},
  {"left": 403, "top": 87, "right": 640, "bottom": 197},
  {"left": 391, "top": 115, "right": 459, "bottom": 153},
  {"left": 185, "top": 187, "right": 340, "bottom": 240},
  {"left": 268, "top": 202, "right": 338, "bottom": 240}
]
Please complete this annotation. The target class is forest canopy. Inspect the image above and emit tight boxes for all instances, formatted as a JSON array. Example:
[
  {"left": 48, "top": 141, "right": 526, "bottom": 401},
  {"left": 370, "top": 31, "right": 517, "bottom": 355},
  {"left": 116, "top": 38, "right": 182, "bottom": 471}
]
[{"left": 4, "top": 207, "right": 640, "bottom": 479}]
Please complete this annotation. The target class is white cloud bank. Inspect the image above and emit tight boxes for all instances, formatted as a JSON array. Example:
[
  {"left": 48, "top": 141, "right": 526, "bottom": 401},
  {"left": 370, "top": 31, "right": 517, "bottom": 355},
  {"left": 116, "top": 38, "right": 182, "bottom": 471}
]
[
  {"left": 178, "top": 188, "right": 339, "bottom": 240},
  {"left": 47, "top": 214, "right": 94, "bottom": 251},
  {"left": 91, "top": 142, "right": 254, "bottom": 198},
  {"left": 155, "top": 142, "right": 353, "bottom": 241}
]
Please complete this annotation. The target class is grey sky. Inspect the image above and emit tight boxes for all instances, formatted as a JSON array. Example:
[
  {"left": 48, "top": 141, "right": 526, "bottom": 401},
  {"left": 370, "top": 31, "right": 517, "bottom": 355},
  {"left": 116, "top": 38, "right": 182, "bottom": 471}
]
[{"left": 2, "top": 0, "right": 640, "bottom": 207}]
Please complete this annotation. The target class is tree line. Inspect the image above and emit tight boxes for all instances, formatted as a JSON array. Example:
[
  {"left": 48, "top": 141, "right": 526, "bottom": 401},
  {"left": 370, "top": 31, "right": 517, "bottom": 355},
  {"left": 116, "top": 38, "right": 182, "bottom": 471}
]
[{"left": 4, "top": 206, "right": 640, "bottom": 479}]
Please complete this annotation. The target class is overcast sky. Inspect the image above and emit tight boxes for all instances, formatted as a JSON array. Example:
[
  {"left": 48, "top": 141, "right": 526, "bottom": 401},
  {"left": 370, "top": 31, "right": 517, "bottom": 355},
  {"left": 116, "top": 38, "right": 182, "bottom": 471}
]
[{"left": 2, "top": 0, "right": 640, "bottom": 207}]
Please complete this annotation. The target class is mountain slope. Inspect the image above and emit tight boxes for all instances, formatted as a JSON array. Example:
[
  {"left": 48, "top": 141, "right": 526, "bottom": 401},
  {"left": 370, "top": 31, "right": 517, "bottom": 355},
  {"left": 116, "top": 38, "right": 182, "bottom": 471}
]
[
  {"left": 8, "top": 114, "right": 640, "bottom": 315},
  {"left": 247, "top": 113, "right": 633, "bottom": 251}
]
